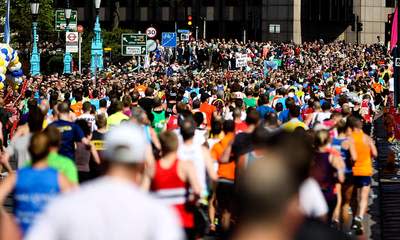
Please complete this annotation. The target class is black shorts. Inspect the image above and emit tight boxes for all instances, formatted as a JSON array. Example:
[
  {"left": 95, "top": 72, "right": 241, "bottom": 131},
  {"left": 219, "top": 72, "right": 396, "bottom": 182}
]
[
  {"left": 344, "top": 173, "right": 354, "bottom": 185},
  {"left": 216, "top": 180, "right": 235, "bottom": 212},
  {"left": 353, "top": 176, "right": 371, "bottom": 188}
]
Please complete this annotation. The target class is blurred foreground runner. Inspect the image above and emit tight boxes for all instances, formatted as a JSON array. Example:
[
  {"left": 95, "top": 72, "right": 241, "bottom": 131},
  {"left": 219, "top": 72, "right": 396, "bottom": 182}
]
[{"left": 26, "top": 124, "right": 184, "bottom": 240}]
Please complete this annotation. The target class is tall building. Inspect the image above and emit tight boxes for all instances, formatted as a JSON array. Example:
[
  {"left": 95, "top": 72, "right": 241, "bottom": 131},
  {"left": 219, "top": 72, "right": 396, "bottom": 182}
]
[{"left": 54, "top": 0, "right": 395, "bottom": 44}]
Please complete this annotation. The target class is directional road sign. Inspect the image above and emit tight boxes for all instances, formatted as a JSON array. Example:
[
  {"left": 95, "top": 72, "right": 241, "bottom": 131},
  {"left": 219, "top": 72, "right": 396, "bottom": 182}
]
[
  {"left": 162, "top": 32, "right": 177, "bottom": 48},
  {"left": 55, "top": 9, "right": 78, "bottom": 32},
  {"left": 177, "top": 29, "right": 190, "bottom": 34},
  {"left": 121, "top": 33, "right": 147, "bottom": 56}
]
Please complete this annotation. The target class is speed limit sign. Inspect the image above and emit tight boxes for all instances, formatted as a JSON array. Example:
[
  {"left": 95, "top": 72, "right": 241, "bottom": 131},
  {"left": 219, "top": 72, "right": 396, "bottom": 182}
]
[{"left": 146, "top": 27, "right": 157, "bottom": 38}]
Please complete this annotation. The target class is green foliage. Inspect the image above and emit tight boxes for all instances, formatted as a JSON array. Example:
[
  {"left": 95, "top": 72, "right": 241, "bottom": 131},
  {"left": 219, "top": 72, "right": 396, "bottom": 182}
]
[
  {"left": 79, "top": 28, "right": 135, "bottom": 66},
  {"left": 0, "top": 0, "right": 55, "bottom": 44}
]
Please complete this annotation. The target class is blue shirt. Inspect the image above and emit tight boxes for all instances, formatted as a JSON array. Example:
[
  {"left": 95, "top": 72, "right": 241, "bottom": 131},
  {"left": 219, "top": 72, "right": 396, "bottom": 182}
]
[
  {"left": 50, "top": 120, "right": 84, "bottom": 160},
  {"left": 278, "top": 109, "right": 303, "bottom": 124},
  {"left": 14, "top": 167, "right": 60, "bottom": 235},
  {"left": 90, "top": 99, "right": 100, "bottom": 111},
  {"left": 256, "top": 105, "right": 275, "bottom": 119}
]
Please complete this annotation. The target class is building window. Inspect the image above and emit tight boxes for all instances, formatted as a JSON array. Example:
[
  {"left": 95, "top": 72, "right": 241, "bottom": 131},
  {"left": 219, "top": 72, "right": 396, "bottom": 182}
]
[
  {"left": 203, "top": 0, "right": 215, "bottom": 6},
  {"left": 386, "top": 0, "right": 395, "bottom": 8},
  {"left": 226, "top": 0, "right": 240, "bottom": 6}
]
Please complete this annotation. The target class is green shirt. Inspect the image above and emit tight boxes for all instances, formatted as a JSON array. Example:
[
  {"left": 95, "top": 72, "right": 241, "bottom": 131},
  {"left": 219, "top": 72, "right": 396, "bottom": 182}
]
[
  {"left": 25, "top": 152, "right": 79, "bottom": 184},
  {"left": 244, "top": 97, "right": 257, "bottom": 108}
]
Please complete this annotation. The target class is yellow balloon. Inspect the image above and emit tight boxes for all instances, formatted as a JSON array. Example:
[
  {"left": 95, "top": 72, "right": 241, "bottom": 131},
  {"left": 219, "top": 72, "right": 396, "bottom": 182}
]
[
  {"left": 0, "top": 58, "right": 5, "bottom": 66},
  {"left": 0, "top": 82, "right": 4, "bottom": 90}
]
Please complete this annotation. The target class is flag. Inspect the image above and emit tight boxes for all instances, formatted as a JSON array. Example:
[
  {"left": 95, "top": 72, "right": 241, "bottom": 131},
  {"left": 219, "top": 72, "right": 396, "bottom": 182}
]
[
  {"left": 3, "top": 0, "right": 10, "bottom": 44},
  {"left": 391, "top": 7, "right": 398, "bottom": 51}
]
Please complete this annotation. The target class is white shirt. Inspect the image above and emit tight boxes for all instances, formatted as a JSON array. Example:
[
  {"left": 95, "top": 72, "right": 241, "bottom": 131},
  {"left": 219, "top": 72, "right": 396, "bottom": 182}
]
[
  {"left": 177, "top": 143, "right": 208, "bottom": 197},
  {"left": 299, "top": 178, "right": 328, "bottom": 218},
  {"left": 26, "top": 177, "right": 184, "bottom": 240}
]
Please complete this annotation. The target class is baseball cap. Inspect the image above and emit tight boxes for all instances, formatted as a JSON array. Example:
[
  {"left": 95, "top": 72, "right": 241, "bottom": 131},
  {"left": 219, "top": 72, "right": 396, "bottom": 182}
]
[{"left": 104, "top": 123, "right": 147, "bottom": 163}]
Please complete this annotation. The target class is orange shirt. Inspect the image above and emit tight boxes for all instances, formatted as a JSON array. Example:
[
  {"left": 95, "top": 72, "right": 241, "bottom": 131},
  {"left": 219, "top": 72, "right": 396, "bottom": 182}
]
[
  {"left": 211, "top": 133, "right": 236, "bottom": 181},
  {"left": 70, "top": 102, "right": 83, "bottom": 117},
  {"left": 352, "top": 131, "right": 373, "bottom": 176},
  {"left": 199, "top": 102, "right": 216, "bottom": 127}
]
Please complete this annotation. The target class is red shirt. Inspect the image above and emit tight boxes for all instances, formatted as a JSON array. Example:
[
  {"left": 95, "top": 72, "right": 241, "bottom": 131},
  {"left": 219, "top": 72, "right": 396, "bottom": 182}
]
[
  {"left": 167, "top": 115, "right": 179, "bottom": 131},
  {"left": 235, "top": 121, "right": 248, "bottom": 134}
]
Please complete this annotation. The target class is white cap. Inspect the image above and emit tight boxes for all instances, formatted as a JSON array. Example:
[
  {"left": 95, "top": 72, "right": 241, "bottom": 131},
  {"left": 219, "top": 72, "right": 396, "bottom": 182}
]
[{"left": 104, "top": 123, "right": 147, "bottom": 163}]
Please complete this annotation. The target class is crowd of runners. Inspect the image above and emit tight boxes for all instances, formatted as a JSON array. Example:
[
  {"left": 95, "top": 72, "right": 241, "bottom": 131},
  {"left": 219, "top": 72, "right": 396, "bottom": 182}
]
[{"left": 0, "top": 39, "right": 392, "bottom": 240}]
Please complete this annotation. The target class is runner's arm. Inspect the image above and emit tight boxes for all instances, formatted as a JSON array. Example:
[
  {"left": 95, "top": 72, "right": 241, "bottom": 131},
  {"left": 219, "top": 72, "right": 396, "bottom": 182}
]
[
  {"left": 181, "top": 161, "right": 201, "bottom": 197},
  {"left": 0, "top": 173, "right": 16, "bottom": 205},
  {"left": 58, "top": 173, "right": 76, "bottom": 191},
  {"left": 202, "top": 147, "right": 218, "bottom": 181},
  {"left": 369, "top": 136, "right": 378, "bottom": 158}
]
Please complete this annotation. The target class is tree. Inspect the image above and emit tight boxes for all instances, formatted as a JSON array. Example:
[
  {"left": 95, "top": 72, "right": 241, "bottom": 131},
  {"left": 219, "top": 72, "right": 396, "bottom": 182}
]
[{"left": 0, "top": 0, "right": 55, "bottom": 45}]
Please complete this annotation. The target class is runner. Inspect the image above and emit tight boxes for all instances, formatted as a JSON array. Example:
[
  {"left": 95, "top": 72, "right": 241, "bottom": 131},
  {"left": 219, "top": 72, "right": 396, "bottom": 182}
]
[
  {"left": 0, "top": 132, "right": 73, "bottom": 235},
  {"left": 26, "top": 124, "right": 184, "bottom": 240},
  {"left": 151, "top": 131, "right": 201, "bottom": 240},
  {"left": 348, "top": 116, "right": 377, "bottom": 235}
]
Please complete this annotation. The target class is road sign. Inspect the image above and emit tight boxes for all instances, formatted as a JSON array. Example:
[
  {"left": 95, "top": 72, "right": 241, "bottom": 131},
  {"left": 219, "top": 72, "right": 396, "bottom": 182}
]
[
  {"left": 146, "top": 40, "right": 157, "bottom": 52},
  {"left": 121, "top": 33, "right": 147, "bottom": 56},
  {"left": 55, "top": 9, "right": 78, "bottom": 32},
  {"left": 396, "top": 58, "right": 400, "bottom": 67},
  {"left": 162, "top": 32, "right": 177, "bottom": 48},
  {"left": 146, "top": 27, "right": 157, "bottom": 38},
  {"left": 177, "top": 29, "right": 190, "bottom": 34},
  {"left": 181, "top": 33, "right": 189, "bottom": 41},
  {"left": 66, "top": 32, "right": 78, "bottom": 53}
]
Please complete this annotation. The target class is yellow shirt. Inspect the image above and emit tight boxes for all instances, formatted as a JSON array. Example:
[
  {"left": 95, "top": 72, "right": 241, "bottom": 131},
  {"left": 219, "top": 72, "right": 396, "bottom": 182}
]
[
  {"left": 282, "top": 118, "right": 308, "bottom": 132},
  {"left": 107, "top": 111, "right": 129, "bottom": 129}
]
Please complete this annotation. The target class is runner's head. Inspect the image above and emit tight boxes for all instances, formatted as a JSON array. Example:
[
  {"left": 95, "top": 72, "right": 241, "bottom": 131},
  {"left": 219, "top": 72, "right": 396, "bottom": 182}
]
[
  {"left": 235, "top": 153, "right": 300, "bottom": 235},
  {"left": 29, "top": 132, "right": 51, "bottom": 164},
  {"left": 103, "top": 124, "right": 148, "bottom": 181},
  {"left": 159, "top": 131, "right": 179, "bottom": 156},
  {"left": 43, "top": 126, "right": 61, "bottom": 150},
  {"left": 28, "top": 107, "right": 45, "bottom": 133}
]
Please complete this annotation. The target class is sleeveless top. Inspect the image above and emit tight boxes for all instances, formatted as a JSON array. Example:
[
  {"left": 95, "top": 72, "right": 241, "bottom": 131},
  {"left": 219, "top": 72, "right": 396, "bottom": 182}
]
[
  {"left": 152, "top": 110, "right": 166, "bottom": 135},
  {"left": 177, "top": 143, "right": 208, "bottom": 198},
  {"left": 352, "top": 131, "right": 373, "bottom": 176},
  {"left": 150, "top": 159, "right": 194, "bottom": 228},
  {"left": 331, "top": 137, "right": 352, "bottom": 174},
  {"left": 14, "top": 167, "right": 60, "bottom": 234},
  {"left": 311, "top": 152, "right": 337, "bottom": 201}
]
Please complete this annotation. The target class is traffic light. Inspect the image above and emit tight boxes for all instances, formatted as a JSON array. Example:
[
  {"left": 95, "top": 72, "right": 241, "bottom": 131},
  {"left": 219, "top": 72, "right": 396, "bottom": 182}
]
[
  {"left": 357, "top": 22, "right": 363, "bottom": 32},
  {"left": 187, "top": 15, "right": 193, "bottom": 26}
]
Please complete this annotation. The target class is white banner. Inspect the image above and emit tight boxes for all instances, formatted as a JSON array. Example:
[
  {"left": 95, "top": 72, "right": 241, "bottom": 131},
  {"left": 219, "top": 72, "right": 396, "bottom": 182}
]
[{"left": 236, "top": 54, "right": 248, "bottom": 68}]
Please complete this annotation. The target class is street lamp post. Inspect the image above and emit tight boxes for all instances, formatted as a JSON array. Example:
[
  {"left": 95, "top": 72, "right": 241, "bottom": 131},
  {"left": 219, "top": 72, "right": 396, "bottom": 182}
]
[
  {"left": 30, "top": 0, "right": 40, "bottom": 76},
  {"left": 63, "top": 1, "right": 72, "bottom": 75},
  {"left": 90, "top": 0, "right": 103, "bottom": 77}
]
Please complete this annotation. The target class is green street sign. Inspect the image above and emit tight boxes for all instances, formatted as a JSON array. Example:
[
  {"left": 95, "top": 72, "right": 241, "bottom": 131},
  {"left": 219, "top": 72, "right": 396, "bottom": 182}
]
[
  {"left": 121, "top": 33, "right": 147, "bottom": 56},
  {"left": 55, "top": 9, "right": 78, "bottom": 32}
]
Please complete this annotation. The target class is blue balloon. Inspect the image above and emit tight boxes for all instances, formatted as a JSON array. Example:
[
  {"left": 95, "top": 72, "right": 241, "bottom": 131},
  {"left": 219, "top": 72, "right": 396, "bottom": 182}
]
[
  {"left": 1, "top": 48, "right": 8, "bottom": 56},
  {"left": 0, "top": 75, "right": 4, "bottom": 82},
  {"left": 12, "top": 69, "right": 23, "bottom": 77},
  {"left": 5, "top": 56, "right": 10, "bottom": 62},
  {"left": 11, "top": 50, "right": 16, "bottom": 60}
]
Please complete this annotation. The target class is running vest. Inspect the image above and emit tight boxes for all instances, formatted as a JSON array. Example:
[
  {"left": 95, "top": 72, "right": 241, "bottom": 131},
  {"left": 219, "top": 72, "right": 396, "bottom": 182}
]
[
  {"left": 152, "top": 110, "right": 166, "bottom": 134},
  {"left": 14, "top": 167, "right": 60, "bottom": 234},
  {"left": 311, "top": 152, "right": 337, "bottom": 201},
  {"left": 332, "top": 137, "right": 352, "bottom": 174},
  {"left": 178, "top": 143, "right": 208, "bottom": 197},
  {"left": 352, "top": 131, "right": 373, "bottom": 176},
  {"left": 150, "top": 159, "right": 194, "bottom": 228}
]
